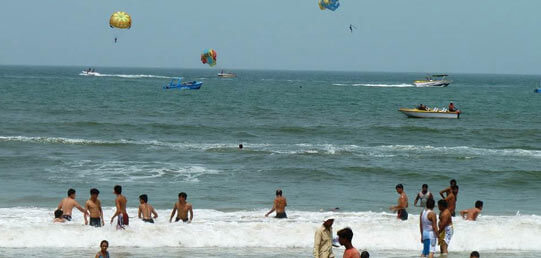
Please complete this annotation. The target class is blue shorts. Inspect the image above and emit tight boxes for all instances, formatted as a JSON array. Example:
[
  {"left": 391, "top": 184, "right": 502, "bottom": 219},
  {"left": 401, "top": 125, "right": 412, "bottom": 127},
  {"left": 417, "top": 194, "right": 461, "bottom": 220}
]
[{"left": 422, "top": 236, "right": 436, "bottom": 256}]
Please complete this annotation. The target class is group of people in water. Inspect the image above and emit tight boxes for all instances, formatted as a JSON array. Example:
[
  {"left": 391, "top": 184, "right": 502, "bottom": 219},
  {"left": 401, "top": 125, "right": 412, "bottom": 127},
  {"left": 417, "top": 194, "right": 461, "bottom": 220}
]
[
  {"left": 54, "top": 185, "right": 193, "bottom": 228},
  {"left": 55, "top": 180, "right": 483, "bottom": 258},
  {"left": 416, "top": 102, "right": 458, "bottom": 112}
]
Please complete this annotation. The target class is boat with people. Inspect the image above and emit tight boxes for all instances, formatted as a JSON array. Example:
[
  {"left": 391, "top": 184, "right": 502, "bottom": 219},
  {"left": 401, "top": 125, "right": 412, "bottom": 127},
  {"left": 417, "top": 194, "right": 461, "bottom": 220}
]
[
  {"left": 217, "top": 70, "right": 236, "bottom": 78},
  {"left": 80, "top": 68, "right": 99, "bottom": 76},
  {"left": 163, "top": 78, "right": 203, "bottom": 90},
  {"left": 413, "top": 74, "right": 451, "bottom": 87},
  {"left": 399, "top": 103, "right": 460, "bottom": 119}
]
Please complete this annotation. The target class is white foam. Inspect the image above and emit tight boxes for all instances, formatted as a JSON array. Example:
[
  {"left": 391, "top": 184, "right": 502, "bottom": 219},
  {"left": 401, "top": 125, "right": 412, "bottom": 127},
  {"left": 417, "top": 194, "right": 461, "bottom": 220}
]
[
  {"left": 333, "top": 83, "right": 413, "bottom": 87},
  {"left": 0, "top": 207, "right": 539, "bottom": 251},
  {"left": 2, "top": 136, "right": 540, "bottom": 159},
  {"left": 79, "top": 72, "right": 174, "bottom": 79}
]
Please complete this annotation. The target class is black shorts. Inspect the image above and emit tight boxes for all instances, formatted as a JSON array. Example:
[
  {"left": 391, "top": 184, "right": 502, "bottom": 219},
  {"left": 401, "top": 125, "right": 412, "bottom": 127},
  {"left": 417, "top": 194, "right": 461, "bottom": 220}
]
[
  {"left": 89, "top": 217, "right": 101, "bottom": 227},
  {"left": 398, "top": 209, "right": 408, "bottom": 221},
  {"left": 175, "top": 217, "right": 189, "bottom": 222},
  {"left": 275, "top": 212, "right": 287, "bottom": 219},
  {"left": 143, "top": 218, "right": 154, "bottom": 223},
  {"left": 62, "top": 215, "right": 72, "bottom": 221}
]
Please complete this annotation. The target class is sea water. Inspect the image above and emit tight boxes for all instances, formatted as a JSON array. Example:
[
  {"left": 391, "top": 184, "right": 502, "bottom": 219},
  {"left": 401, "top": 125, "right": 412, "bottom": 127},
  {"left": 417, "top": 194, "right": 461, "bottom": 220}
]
[{"left": 0, "top": 66, "right": 540, "bottom": 257}]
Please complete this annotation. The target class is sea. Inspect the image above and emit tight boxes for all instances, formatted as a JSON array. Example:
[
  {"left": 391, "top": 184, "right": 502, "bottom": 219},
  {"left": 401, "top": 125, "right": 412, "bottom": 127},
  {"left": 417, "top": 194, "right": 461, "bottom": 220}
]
[{"left": 0, "top": 65, "right": 540, "bottom": 257}]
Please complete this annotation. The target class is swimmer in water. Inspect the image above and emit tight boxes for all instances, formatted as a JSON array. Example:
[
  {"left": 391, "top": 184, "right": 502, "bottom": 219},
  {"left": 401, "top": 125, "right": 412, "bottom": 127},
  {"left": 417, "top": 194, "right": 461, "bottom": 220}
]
[
  {"left": 53, "top": 209, "right": 66, "bottom": 223},
  {"left": 57, "top": 188, "right": 88, "bottom": 223},
  {"left": 239, "top": 144, "right": 243, "bottom": 150},
  {"left": 138, "top": 194, "right": 158, "bottom": 223},
  {"left": 390, "top": 184, "right": 408, "bottom": 220},
  {"left": 169, "top": 192, "right": 193, "bottom": 223},
  {"left": 95, "top": 240, "right": 110, "bottom": 258},
  {"left": 85, "top": 188, "right": 104, "bottom": 227},
  {"left": 460, "top": 200, "right": 483, "bottom": 221},
  {"left": 265, "top": 189, "right": 287, "bottom": 218},
  {"left": 414, "top": 184, "right": 433, "bottom": 208},
  {"left": 110, "top": 185, "right": 129, "bottom": 229},
  {"left": 337, "top": 227, "right": 361, "bottom": 258}
]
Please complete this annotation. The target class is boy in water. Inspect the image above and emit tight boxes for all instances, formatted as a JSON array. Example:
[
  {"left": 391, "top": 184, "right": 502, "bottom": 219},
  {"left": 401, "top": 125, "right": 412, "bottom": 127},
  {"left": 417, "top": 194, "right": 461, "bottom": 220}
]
[
  {"left": 390, "top": 184, "right": 408, "bottom": 220},
  {"left": 53, "top": 209, "right": 66, "bottom": 223},
  {"left": 110, "top": 185, "right": 129, "bottom": 229},
  {"left": 337, "top": 227, "right": 361, "bottom": 258},
  {"left": 444, "top": 185, "right": 458, "bottom": 216},
  {"left": 437, "top": 199, "right": 453, "bottom": 255},
  {"left": 414, "top": 184, "right": 433, "bottom": 208},
  {"left": 85, "top": 188, "right": 104, "bottom": 227},
  {"left": 439, "top": 179, "right": 458, "bottom": 198},
  {"left": 265, "top": 189, "right": 288, "bottom": 218},
  {"left": 57, "top": 188, "right": 88, "bottom": 223},
  {"left": 460, "top": 200, "right": 483, "bottom": 221},
  {"left": 138, "top": 194, "right": 158, "bottom": 223},
  {"left": 169, "top": 192, "right": 193, "bottom": 223}
]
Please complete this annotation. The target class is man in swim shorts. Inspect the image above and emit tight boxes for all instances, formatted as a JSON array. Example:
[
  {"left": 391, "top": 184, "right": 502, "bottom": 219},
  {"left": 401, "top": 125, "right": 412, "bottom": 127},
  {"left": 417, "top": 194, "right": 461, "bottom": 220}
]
[
  {"left": 138, "top": 194, "right": 158, "bottom": 223},
  {"left": 85, "top": 188, "right": 104, "bottom": 227},
  {"left": 389, "top": 184, "right": 409, "bottom": 220},
  {"left": 169, "top": 192, "right": 193, "bottom": 223},
  {"left": 460, "top": 200, "right": 483, "bottom": 221},
  {"left": 110, "top": 185, "right": 129, "bottom": 229},
  {"left": 420, "top": 199, "right": 438, "bottom": 258},
  {"left": 337, "top": 227, "right": 361, "bottom": 258},
  {"left": 265, "top": 189, "right": 288, "bottom": 218},
  {"left": 57, "top": 188, "right": 88, "bottom": 223},
  {"left": 437, "top": 199, "right": 453, "bottom": 255}
]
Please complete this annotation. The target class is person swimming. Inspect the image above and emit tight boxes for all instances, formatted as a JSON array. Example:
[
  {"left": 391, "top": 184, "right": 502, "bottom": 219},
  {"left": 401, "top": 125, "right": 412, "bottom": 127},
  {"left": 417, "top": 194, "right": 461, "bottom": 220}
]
[{"left": 138, "top": 194, "right": 158, "bottom": 223}]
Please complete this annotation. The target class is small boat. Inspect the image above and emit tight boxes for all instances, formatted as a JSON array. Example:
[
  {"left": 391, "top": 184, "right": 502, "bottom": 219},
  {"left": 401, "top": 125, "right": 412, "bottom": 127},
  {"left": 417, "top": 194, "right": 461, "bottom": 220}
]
[
  {"left": 414, "top": 74, "right": 451, "bottom": 87},
  {"left": 398, "top": 108, "right": 460, "bottom": 119},
  {"left": 218, "top": 70, "right": 236, "bottom": 78},
  {"left": 80, "top": 70, "right": 99, "bottom": 76},
  {"left": 163, "top": 78, "right": 203, "bottom": 90},
  {"left": 535, "top": 88, "right": 541, "bottom": 93}
]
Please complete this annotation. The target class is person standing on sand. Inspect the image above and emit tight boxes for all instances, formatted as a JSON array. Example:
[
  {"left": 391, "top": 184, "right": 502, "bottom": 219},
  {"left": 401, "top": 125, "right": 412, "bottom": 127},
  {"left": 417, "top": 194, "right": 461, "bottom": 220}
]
[
  {"left": 169, "top": 192, "right": 193, "bottom": 223},
  {"left": 265, "top": 189, "right": 288, "bottom": 218},
  {"left": 110, "top": 185, "right": 129, "bottom": 229},
  {"left": 420, "top": 198, "right": 438, "bottom": 258},
  {"left": 95, "top": 240, "right": 110, "bottom": 258},
  {"left": 414, "top": 184, "right": 433, "bottom": 208},
  {"left": 85, "top": 188, "right": 104, "bottom": 227},
  {"left": 460, "top": 200, "right": 483, "bottom": 221},
  {"left": 138, "top": 194, "right": 158, "bottom": 223},
  {"left": 57, "top": 188, "right": 88, "bottom": 223},
  {"left": 314, "top": 217, "right": 335, "bottom": 258},
  {"left": 389, "top": 184, "right": 408, "bottom": 220},
  {"left": 437, "top": 199, "right": 453, "bottom": 255},
  {"left": 444, "top": 185, "right": 458, "bottom": 217},
  {"left": 337, "top": 227, "right": 361, "bottom": 258}
]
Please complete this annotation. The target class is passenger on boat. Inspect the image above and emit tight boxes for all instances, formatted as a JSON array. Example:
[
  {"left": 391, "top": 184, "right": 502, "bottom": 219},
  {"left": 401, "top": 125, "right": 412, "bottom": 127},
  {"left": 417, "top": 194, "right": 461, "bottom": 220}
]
[
  {"left": 448, "top": 103, "right": 457, "bottom": 112},
  {"left": 417, "top": 104, "right": 427, "bottom": 111}
]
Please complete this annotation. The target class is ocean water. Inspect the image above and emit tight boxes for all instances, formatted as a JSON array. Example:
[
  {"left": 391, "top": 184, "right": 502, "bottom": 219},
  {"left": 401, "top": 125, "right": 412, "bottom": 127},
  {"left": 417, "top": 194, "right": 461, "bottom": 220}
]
[{"left": 0, "top": 66, "right": 540, "bottom": 257}]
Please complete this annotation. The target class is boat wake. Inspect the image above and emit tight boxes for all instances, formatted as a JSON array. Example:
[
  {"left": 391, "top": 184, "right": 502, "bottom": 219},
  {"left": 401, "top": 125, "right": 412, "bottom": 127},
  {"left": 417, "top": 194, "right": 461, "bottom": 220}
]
[
  {"left": 79, "top": 72, "right": 174, "bottom": 79},
  {"left": 333, "top": 83, "right": 413, "bottom": 88}
]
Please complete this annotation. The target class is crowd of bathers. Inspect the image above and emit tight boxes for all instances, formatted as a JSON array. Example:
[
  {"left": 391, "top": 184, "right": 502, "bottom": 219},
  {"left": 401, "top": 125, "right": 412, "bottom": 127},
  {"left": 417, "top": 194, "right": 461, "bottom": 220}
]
[{"left": 55, "top": 180, "right": 484, "bottom": 258}]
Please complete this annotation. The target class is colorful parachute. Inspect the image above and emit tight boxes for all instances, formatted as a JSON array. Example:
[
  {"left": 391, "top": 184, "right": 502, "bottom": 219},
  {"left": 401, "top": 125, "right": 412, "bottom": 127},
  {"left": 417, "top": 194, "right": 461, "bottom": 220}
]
[
  {"left": 110, "top": 11, "right": 132, "bottom": 29},
  {"left": 319, "top": 0, "right": 340, "bottom": 11},
  {"left": 201, "top": 49, "right": 217, "bottom": 67}
]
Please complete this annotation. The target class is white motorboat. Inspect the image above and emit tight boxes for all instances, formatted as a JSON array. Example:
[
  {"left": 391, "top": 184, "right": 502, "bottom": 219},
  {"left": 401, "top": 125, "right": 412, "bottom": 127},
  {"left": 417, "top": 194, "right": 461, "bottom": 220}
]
[
  {"left": 80, "top": 70, "right": 99, "bottom": 76},
  {"left": 398, "top": 108, "right": 460, "bottom": 119},
  {"left": 218, "top": 70, "right": 236, "bottom": 78},
  {"left": 413, "top": 74, "right": 451, "bottom": 87}
]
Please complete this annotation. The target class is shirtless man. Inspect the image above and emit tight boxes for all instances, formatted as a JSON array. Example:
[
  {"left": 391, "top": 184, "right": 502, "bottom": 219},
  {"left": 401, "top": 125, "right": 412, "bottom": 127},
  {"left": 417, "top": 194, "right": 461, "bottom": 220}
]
[
  {"left": 169, "top": 192, "right": 193, "bottom": 223},
  {"left": 337, "top": 227, "right": 361, "bottom": 258},
  {"left": 460, "top": 200, "right": 483, "bottom": 221},
  {"left": 57, "top": 188, "right": 88, "bottom": 223},
  {"left": 439, "top": 179, "right": 458, "bottom": 199},
  {"left": 265, "top": 189, "right": 287, "bottom": 218},
  {"left": 110, "top": 185, "right": 129, "bottom": 229},
  {"left": 390, "top": 184, "right": 408, "bottom": 220},
  {"left": 138, "top": 194, "right": 158, "bottom": 223},
  {"left": 437, "top": 199, "right": 453, "bottom": 255},
  {"left": 444, "top": 185, "right": 458, "bottom": 216},
  {"left": 85, "top": 188, "right": 104, "bottom": 227}
]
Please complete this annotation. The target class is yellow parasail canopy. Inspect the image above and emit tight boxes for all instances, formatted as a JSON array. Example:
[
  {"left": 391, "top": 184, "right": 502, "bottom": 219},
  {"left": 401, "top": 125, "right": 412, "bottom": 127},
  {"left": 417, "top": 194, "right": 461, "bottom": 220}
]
[{"left": 110, "top": 11, "right": 131, "bottom": 29}]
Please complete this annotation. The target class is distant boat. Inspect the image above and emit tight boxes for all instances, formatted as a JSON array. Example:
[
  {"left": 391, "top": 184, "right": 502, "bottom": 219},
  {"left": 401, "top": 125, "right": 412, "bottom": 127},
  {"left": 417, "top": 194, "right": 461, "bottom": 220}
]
[
  {"left": 535, "top": 80, "right": 541, "bottom": 93},
  {"left": 218, "top": 70, "right": 236, "bottom": 78},
  {"left": 398, "top": 107, "right": 460, "bottom": 119},
  {"left": 163, "top": 78, "right": 202, "bottom": 90},
  {"left": 80, "top": 70, "right": 99, "bottom": 76},
  {"left": 413, "top": 74, "right": 451, "bottom": 87}
]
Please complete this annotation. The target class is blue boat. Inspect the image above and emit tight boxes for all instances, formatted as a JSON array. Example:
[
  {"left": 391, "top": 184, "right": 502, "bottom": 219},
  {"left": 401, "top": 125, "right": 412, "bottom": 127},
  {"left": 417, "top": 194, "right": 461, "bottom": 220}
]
[
  {"left": 163, "top": 78, "right": 203, "bottom": 90},
  {"left": 535, "top": 88, "right": 540, "bottom": 93}
]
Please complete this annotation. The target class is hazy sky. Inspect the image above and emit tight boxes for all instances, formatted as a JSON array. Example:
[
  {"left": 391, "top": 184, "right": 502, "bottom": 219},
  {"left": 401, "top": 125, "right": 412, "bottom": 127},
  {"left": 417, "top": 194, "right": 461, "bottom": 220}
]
[{"left": 1, "top": 0, "right": 540, "bottom": 74}]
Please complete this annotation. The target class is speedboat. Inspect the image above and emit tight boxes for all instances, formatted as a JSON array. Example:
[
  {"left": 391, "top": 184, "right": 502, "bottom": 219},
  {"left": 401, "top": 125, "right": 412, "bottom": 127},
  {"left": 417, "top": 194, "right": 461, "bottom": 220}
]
[
  {"left": 535, "top": 88, "right": 541, "bottom": 93},
  {"left": 413, "top": 74, "right": 451, "bottom": 87},
  {"left": 218, "top": 70, "right": 236, "bottom": 78},
  {"left": 398, "top": 108, "right": 460, "bottom": 119},
  {"left": 163, "top": 78, "right": 202, "bottom": 90}
]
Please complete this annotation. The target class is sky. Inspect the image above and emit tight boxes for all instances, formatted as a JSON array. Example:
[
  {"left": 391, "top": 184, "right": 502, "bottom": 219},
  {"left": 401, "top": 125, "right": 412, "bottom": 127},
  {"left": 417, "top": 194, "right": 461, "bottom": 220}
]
[{"left": 1, "top": 0, "right": 540, "bottom": 74}]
